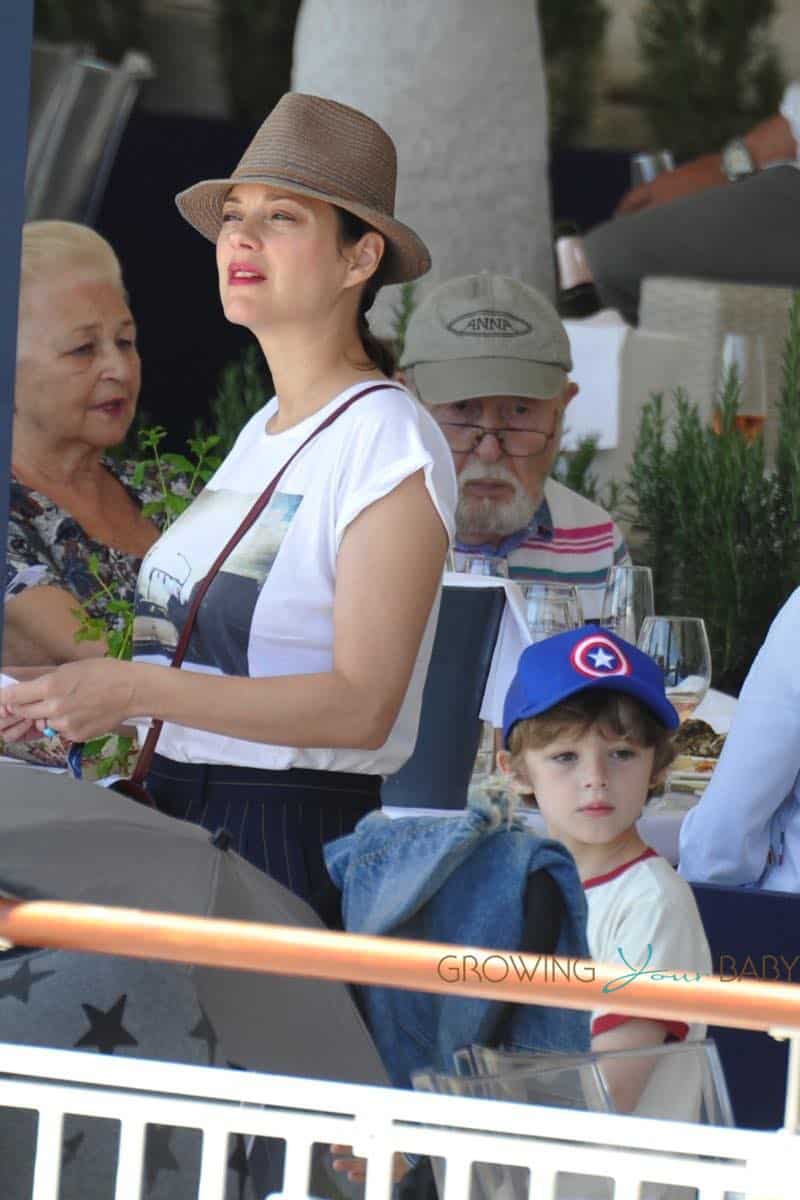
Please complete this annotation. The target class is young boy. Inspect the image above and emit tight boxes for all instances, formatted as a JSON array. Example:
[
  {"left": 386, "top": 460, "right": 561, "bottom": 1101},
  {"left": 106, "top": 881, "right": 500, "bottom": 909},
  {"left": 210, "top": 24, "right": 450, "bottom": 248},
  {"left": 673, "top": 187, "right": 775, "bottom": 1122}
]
[{"left": 499, "top": 625, "right": 712, "bottom": 1117}]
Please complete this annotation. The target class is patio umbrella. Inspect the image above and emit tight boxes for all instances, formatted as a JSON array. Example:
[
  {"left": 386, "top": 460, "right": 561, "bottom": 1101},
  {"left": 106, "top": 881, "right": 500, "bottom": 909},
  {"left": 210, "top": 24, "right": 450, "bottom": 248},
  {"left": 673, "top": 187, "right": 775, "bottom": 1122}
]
[{"left": 0, "top": 766, "right": 387, "bottom": 1199}]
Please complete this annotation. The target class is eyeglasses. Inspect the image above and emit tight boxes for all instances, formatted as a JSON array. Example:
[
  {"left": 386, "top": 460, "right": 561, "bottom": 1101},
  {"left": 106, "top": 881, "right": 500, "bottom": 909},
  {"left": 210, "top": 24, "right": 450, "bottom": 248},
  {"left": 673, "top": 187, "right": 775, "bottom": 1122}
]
[{"left": 437, "top": 420, "right": 556, "bottom": 458}]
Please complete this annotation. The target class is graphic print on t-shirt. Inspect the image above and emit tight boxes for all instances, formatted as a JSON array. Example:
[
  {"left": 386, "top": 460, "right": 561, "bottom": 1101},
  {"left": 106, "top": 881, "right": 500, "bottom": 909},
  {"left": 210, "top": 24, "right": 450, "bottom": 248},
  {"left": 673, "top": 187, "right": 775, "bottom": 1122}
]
[{"left": 133, "top": 489, "right": 302, "bottom": 676}]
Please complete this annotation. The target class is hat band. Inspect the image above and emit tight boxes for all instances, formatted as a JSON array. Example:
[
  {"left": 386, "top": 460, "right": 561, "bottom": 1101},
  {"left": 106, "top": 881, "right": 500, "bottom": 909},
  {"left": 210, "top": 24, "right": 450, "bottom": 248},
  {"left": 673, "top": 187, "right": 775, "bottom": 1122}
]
[{"left": 231, "top": 165, "right": 392, "bottom": 218}]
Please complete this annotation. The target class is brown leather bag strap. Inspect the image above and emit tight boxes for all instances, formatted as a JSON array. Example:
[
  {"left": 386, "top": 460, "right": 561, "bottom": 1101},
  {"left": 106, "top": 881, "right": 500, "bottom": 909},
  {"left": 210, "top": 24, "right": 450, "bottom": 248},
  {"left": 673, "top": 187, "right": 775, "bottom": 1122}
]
[{"left": 131, "top": 382, "right": 402, "bottom": 785}]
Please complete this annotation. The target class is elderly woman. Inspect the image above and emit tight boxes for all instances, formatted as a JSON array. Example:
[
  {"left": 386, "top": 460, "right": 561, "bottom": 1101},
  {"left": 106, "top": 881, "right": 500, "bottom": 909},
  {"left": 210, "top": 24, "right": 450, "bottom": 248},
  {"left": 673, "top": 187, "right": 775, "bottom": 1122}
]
[
  {"left": 2, "top": 94, "right": 456, "bottom": 902},
  {"left": 5, "top": 221, "right": 159, "bottom": 669}
]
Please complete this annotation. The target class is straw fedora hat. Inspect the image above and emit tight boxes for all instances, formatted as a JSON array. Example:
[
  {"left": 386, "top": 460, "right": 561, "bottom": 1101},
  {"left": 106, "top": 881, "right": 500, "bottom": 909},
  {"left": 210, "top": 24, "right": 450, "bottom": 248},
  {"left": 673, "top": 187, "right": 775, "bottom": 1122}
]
[{"left": 175, "top": 92, "right": 431, "bottom": 286}]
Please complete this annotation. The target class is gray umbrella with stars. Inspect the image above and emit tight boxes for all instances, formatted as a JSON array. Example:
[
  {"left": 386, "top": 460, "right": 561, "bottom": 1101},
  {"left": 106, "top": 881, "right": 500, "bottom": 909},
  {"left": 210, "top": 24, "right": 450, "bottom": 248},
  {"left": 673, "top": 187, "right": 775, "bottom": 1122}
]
[{"left": 0, "top": 767, "right": 387, "bottom": 1199}]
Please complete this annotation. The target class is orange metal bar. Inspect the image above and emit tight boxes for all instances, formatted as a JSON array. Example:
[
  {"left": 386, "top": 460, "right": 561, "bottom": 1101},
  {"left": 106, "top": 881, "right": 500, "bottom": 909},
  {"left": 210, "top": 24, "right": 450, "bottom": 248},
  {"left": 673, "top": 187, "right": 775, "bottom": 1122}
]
[{"left": 0, "top": 897, "right": 799, "bottom": 1033}]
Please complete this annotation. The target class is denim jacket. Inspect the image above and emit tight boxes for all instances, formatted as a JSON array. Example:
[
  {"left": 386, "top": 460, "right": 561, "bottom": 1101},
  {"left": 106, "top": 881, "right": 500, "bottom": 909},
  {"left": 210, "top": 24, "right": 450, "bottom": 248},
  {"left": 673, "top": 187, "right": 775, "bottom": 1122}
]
[{"left": 325, "top": 790, "right": 591, "bottom": 1087}]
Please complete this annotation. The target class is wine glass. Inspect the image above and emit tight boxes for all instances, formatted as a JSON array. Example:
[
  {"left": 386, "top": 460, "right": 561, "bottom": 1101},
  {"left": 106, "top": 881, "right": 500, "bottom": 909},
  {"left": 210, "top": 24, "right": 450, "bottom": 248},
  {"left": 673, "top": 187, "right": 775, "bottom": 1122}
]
[
  {"left": 714, "top": 331, "right": 768, "bottom": 442},
  {"left": 454, "top": 553, "right": 509, "bottom": 578},
  {"left": 519, "top": 581, "right": 583, "bottom": 643},
  {"left": 637, "top": 616, "right": 712, "bottom": 723},
  {"left": 600, "top": 565, "right": 655, "bottom": 644},
  {"left": 630, "top": 149, "right": 675, "bottom": 187}
]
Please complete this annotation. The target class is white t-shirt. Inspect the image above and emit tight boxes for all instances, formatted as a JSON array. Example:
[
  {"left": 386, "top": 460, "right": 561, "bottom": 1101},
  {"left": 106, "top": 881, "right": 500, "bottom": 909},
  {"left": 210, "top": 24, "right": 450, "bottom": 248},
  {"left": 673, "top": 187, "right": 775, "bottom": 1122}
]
[
  {"left": 585, "top": 849, "right": 712, "bottom": 1123},
  {"left": 132, "top": 382, "right": 456, "bottom": 774}
]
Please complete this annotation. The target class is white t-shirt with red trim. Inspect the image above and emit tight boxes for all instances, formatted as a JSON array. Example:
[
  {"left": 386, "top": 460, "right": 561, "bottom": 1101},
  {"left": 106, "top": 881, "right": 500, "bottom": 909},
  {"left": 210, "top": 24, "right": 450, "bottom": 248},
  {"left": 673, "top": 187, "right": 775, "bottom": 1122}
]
[{"left": 585, "top": 848, "right": 712, "bottom": 1124}]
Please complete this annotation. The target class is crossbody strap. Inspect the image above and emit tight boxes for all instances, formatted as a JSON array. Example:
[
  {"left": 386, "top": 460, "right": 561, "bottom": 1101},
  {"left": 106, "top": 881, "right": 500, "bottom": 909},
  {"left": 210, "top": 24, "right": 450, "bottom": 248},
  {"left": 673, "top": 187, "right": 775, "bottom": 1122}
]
[{"left": 130, "top": 382, "right": 403, "bottom": 785}]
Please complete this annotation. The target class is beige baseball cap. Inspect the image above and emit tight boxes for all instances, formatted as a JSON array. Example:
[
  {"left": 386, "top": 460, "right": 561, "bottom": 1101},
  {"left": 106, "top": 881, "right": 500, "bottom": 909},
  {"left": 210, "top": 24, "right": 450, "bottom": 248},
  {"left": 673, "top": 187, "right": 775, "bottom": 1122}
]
[{"left": 401, "top": 272, "right": 572, "bottom": 405}]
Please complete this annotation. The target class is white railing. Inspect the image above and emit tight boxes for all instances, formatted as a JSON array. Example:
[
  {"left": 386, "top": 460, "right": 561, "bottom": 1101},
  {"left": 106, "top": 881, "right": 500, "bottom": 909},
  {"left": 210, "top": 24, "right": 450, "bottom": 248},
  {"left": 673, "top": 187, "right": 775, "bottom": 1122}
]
[
  {"left": 0, "top": 897, "right": 798, "bottom": 1198},
  {"left": 3, "top": 1041, "right": 792, "bottom": 1200}
]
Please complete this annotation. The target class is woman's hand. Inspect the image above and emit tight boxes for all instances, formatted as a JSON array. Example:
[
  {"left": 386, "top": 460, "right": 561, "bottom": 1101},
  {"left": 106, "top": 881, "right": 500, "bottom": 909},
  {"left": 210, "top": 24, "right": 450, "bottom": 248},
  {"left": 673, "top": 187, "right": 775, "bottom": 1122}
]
[
  {"left": 0, "top": 704, "right": 42, "bottom": 743},
  {"left": 0, "top": 658, "right": 139, "bottom": 743}
]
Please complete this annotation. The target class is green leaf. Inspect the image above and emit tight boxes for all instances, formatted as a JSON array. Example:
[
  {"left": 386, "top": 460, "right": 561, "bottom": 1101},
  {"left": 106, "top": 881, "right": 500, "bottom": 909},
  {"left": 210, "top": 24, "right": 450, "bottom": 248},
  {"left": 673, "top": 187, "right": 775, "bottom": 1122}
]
[
  {"left": 163, "top": 492, "right": 189, "bottom": 515},
  {"left": 83, "top": 736, "right": 112, "bottom": 758},
  {"left": 161, "top": 453, "right": 194, "bottom": 472}
]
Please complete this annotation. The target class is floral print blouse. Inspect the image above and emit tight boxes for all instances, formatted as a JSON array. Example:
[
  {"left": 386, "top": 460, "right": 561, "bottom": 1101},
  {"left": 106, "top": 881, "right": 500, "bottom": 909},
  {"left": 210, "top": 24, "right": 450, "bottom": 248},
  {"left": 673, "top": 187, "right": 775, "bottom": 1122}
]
[
  {"left": 2, "top": 460, "right": 165, "bottom": 769},
  {"left": 5, "top": 459, "right": 164, "bottom": 627}
]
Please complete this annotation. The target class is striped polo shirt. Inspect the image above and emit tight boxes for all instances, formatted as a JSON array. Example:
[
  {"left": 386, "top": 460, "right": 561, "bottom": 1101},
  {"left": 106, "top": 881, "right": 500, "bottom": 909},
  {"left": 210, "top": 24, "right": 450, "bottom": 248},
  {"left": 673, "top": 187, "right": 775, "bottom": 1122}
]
[{"left": 456, "top": 477, "right": 630, "bottom": 620}]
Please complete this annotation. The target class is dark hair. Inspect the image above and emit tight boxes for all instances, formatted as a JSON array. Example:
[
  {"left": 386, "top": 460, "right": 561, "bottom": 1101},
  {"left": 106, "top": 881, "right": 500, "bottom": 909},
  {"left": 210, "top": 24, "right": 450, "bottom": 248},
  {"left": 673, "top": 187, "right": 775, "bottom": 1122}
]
[
  {"left": 335, "top": 207, "right": 397, "bottom": 377},
  {"left": 508, "top": 689, "right": 675, "bottom": 779}
]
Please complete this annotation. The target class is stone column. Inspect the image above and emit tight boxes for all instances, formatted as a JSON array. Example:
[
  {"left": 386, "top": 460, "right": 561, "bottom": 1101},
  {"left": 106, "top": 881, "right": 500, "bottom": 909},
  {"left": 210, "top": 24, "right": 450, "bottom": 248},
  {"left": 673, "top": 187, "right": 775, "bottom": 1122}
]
[{"left": 292, "top": 0, "right": 553, "bottom": 335}]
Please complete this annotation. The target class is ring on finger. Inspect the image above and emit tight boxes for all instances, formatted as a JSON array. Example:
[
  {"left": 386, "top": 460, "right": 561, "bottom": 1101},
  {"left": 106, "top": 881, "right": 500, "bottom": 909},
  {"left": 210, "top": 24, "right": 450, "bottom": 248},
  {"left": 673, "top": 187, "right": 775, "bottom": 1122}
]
[{"left": 42, "top": 724, "right": 58, "bottom": 739}]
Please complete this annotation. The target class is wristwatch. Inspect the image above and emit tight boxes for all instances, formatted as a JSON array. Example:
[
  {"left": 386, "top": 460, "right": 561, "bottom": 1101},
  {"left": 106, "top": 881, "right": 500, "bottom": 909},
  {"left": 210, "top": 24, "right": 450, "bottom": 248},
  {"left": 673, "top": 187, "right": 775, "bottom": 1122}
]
[{"left": 721, "top": 137, "right": 757, "bottom": 182}]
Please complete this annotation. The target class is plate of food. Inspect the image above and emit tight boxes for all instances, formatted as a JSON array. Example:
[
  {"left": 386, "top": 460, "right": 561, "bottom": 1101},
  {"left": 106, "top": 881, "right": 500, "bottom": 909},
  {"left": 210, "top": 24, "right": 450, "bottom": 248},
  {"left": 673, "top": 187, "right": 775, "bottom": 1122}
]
[{"left": 666, "top": 719, "right": 726, "bottom": 797}]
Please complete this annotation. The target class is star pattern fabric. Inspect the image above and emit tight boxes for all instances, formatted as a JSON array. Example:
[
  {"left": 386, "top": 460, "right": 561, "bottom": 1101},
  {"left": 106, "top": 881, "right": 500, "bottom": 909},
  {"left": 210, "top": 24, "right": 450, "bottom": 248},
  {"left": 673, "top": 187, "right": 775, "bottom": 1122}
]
[
  {"left": 145, "top": 1126, "right": 180, "bottom": 1193},
  {"left": 74, "top": 993, "right": 139, "bottom": 1055},
  {"left": 0, "top": 773, "right": 387, "bottom": 1198},
  {"left": 227, "top": 1134, "right": 251, "bottom": 1200},
  {"left": 0, "top": 960, "right": 56, "bottom": 1002},
  {"left": 189, "top": 1006, "right": 218, "bottom": 1065},
  {"left": 61, "top": 1131, "right": 85, "bottom": 1168}
]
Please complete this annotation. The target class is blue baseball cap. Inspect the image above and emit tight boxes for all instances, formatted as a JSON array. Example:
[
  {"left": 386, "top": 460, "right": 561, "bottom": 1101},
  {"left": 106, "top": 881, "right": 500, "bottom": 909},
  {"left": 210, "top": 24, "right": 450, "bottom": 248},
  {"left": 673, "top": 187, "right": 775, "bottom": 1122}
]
[{"left": 503, "top": 624, "right": 679, "bottom": 747}]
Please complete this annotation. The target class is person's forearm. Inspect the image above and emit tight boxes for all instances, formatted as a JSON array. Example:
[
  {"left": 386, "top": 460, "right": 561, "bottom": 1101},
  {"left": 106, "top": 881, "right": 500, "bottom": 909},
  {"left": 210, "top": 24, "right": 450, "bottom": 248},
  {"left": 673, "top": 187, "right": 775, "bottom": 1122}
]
[
  {"left": 127, "top": 662, "right": 397, "bottom": 750},
  {"left": 3, "top": 587, "right": 108, "bottom": 666},
  {"left": 744, "top": 113, "right": 797, "bottom": 168}
]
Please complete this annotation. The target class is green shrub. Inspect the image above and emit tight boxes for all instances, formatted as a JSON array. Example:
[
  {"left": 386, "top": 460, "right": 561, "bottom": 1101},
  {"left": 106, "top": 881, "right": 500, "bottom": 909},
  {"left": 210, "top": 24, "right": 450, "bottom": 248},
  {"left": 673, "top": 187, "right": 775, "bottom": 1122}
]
[
  {"left": 195, "top": 343, "right": 270, "bottom": 457},
  {"left": 636, "top": 0, "right": 784, "bottom": 158},
  {"left": 539, "top": 0, "right": 610, "bottom": 145},
  {"left": 623, "top": 294, "right": 800, "bottom": 693},
  {"left": 216, "top": 0, "right": 301, "bottom": 128}
]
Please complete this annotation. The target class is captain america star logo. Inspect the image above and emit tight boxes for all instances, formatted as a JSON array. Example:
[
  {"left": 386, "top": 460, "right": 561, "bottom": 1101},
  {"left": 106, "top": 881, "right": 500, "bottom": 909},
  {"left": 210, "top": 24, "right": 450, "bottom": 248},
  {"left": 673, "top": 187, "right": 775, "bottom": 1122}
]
[{"left": 570, "top": 634, "right": 631, "bottom": 679}]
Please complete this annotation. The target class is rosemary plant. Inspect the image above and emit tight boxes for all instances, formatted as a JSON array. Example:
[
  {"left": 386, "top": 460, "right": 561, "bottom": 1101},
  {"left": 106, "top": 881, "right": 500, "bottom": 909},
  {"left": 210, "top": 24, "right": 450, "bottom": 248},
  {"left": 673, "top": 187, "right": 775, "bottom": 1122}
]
[{"left": 624, "top": 294, "right": 800, "bottom": 693}]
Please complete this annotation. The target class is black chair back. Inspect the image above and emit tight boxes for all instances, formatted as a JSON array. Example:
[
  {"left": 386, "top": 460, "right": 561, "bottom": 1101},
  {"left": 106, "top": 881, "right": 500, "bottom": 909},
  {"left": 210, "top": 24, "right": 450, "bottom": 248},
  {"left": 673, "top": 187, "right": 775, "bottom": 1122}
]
[
  {"left": 691, "top": 881, "right": 799, "bottom": 1129},
  {"left": 381, "top": 585, "right": 506, "bottom": 810}
]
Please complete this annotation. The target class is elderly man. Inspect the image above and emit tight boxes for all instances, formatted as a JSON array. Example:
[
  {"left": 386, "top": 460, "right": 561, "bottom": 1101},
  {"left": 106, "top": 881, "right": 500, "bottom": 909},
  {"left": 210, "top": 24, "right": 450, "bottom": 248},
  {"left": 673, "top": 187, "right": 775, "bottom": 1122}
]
[{"left": 401, "top": 273, "right": 629, "bottom": 619}]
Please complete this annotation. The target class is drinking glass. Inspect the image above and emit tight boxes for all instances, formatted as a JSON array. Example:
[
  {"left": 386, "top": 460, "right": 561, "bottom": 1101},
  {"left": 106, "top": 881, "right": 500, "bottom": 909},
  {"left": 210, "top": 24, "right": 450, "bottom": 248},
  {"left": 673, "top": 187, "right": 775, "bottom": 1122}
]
[
  {"left": 637, "top": 616, "right": 712, "bottom": 722},
  {"left": 454, "top": 553, "right": 509, "bottom": 578},
  {"left": 713, "top": 331, "right": 768, "bottom": 442},
  {"left": 519, "top": 581, "right": 583, "bottom": 643},
  {"left": 600, "top": 565, "right": 655, "bottom": 643},
  {"left": 630, "top": 149, "right": 675, "bottom": 187}
]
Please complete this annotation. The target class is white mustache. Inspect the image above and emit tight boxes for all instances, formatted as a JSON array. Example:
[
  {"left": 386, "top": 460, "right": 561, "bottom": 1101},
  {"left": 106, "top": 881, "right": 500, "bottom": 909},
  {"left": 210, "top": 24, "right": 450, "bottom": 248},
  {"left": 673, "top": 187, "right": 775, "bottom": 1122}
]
[{"left": 458, "top": 462, "right": 523, "bottom": 491}]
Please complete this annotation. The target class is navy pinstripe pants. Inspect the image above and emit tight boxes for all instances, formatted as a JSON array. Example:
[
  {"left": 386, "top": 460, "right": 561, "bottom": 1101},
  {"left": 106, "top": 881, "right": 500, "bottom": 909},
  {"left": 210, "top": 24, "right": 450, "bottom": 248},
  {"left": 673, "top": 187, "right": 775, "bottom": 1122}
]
[{"left": 146, "top": 754, "right": 381, "bottom": 904}]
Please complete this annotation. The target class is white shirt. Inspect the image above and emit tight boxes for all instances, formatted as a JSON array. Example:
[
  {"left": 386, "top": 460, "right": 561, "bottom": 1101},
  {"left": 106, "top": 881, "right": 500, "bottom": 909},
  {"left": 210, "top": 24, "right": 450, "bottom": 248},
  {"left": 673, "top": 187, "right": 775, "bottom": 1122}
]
[
  {"left": 585, "top": 850, "right": 712, "bottom": 1123},
  {"left": 132, "top": 382, "right": 456, "bottom": 774},
  {"left": 679, "top": 586, "right": 800, "bottom": 891}
]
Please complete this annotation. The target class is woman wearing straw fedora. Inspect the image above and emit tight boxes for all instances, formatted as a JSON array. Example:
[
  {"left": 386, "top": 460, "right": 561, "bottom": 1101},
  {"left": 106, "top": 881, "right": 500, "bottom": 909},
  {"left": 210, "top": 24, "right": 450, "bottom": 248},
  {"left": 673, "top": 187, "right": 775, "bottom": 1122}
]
[{"left": 0, "top": 93, "right": 456, "bottom": 904}]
